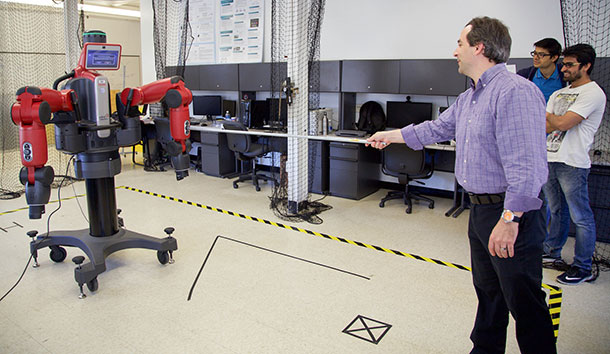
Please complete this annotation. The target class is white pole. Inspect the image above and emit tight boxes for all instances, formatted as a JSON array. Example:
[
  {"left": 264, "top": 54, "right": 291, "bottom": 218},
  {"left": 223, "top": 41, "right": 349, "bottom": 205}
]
[{"left": 285, "top": 0, "right": 310, "bottom": 213}]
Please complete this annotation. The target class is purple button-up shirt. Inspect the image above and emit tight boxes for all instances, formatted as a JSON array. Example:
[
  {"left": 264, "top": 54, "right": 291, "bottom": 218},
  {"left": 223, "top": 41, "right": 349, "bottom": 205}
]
[{"left": 401, "top": 64, "right": 548, "bottom": 212}]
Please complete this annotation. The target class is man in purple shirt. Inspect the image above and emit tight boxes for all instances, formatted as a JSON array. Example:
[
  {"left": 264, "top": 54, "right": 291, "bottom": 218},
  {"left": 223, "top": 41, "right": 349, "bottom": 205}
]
[{"left": 368, "top": 17, "right": 556, "bottom": 353}]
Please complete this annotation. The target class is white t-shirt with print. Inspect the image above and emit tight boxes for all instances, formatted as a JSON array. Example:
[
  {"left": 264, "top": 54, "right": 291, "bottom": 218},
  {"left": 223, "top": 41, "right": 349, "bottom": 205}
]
[{"left": 546, "top": 81, "right": 606, "bottom": 169}]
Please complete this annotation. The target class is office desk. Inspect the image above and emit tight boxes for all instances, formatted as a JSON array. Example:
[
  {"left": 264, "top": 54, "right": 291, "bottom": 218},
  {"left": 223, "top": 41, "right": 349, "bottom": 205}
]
[
  {"left": 191, "top": 126, "right": 379, "bottom": 198},
  {"left": 192, "top": 125, "right": 455, "bottom": 148},
  {"left": 190, "top": 126, "right": 465, "bottom": 215}
]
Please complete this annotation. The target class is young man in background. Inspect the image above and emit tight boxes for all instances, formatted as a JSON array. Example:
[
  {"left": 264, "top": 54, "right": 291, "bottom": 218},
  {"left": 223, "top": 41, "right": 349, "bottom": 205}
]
[{"left": 543, "top": 43, "right": 607, "bottom": 285}]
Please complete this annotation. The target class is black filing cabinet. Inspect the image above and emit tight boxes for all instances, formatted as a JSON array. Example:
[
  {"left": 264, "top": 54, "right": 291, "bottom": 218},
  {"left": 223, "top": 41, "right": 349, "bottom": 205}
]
[
  {"left": 197, "top": 132, "right": 235, "bottom": 177},
  {"left": 329, "top": 142, "right": 380, "bottom": 199},
  {"left": 309, "top": 141, "right": 329, "bottom": 194}
]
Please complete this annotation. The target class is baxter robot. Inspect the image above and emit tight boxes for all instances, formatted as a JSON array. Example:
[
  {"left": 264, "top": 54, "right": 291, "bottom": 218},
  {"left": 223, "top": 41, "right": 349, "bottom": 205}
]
[{"left": 11, "top": 31, "right": 192, "bottom": 298}]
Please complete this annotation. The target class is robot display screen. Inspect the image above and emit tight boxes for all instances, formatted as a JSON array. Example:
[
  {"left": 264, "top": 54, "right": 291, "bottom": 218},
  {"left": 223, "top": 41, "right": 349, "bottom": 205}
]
[{"left": 85, "top": 45, "right": 121, "bottom": 70}]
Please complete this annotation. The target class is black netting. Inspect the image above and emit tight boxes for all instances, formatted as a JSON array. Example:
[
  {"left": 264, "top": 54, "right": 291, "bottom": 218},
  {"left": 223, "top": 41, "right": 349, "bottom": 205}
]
[
  {"left": 560, "top": 0, "right": 610, "bottom": 273},
  {"left": 151, "top": 0, "right": 193, "bottom": 118},
  {"left": 268, "top": 0, "right": 331, "bottom": 224},
  {"left": 0, "top": 3, "right": 81, "bottom": 199}
]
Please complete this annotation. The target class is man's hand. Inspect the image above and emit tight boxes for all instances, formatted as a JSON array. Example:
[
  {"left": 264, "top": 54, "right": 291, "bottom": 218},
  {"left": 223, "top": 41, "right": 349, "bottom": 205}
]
[
  {"left": 488, "top": 219, "right": 520, "bottom": 258},
  {"left": 546, "top": 111, "right": 584, "bottom": 133},
  {"left": 365, "top": 129, "right": 403, "bottom": 149}
]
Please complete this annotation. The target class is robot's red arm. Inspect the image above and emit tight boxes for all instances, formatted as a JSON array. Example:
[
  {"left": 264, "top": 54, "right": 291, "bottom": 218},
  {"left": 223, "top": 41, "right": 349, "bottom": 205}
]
[
  {"left": 120, "top": 76, "right": 193, "bottom": 153},
  {"left": 11, "top": 86, "right": 75, "bottom": 181},
  {"left": 11, "top": 86, "right": 75, "bottom": 219}
]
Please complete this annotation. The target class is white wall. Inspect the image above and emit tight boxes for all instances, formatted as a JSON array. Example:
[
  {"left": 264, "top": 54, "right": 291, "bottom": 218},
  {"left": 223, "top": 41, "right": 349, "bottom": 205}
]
[
  {"left": 140, "top": 0, "right": 156, "bottom": 85},
  {"left": 319, "top": 0, "right": 564, "bottom": 60},
  {"left": 140, "top": 0, "right": 564, "bottom": 80}
]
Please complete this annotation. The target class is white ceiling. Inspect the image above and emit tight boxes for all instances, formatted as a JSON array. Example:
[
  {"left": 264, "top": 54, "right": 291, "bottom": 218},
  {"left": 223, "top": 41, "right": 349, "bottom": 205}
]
[{"left": 84, "top": 0, "right": 139, "bottom": 11}]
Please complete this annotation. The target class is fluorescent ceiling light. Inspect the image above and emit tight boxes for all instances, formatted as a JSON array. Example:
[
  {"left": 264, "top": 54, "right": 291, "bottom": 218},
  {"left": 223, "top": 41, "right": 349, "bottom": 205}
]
[{"left": 0, "top": 0, "right": 141, "bottom": 18}]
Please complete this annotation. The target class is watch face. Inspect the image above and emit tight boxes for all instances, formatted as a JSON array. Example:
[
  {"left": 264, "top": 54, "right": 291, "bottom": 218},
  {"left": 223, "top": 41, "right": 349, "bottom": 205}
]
[{"left": 502, "top": 210, "right": 513, "bottom": 222}]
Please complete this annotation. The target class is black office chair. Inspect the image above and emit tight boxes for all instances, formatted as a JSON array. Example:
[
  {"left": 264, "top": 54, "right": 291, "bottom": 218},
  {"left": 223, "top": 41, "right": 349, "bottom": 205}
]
[
  {"left": 223, "top": 121, "right": 276, "bottom": 191},
  {"left": 379, "top": 144, "right": 435, "bottom": 214}
]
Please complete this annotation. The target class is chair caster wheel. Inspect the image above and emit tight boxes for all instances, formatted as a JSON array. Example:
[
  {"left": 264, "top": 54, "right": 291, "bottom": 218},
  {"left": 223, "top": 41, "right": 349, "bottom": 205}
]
[
  {"left": 429, "top": 203, "right": 435, "bottom": 209},
  {"left": 233, "top": 182, "right": 239, "bottom": 189},
  {"left": 49, "top": 246, "right": 67, "bottom": 263},
  {"left": 86, "top": 277, "right": 98, "bottom": 292},
  {"left": 405, "top": 208, "right": 412, "bottom": 214},
  {"left": 255, "top": 186, "right": 261, "bottom": 192},
  {"left": 157, "top": 250, "right": 170, "bottom": 265},
  {"left": 379, "top": 202, "right": 384, "bottom": 208}
]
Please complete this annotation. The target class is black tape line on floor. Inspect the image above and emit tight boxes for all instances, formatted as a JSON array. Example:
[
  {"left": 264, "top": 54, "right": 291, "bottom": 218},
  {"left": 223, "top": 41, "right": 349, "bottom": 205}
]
[
  {"left": 127, "top": 185, "right": 563, "bottom": 337},
  {"left": 187, "top": 235, "right": 370, "bottom": 301}
]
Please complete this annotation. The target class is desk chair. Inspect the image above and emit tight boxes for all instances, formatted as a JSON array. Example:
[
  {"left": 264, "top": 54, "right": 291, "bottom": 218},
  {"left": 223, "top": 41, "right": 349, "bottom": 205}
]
[
  {"left": 223, "top": 121, "right": 277, "bottom": 191},
  {"left": 379, "top": 144, "right": 435, "bottom": 214}
]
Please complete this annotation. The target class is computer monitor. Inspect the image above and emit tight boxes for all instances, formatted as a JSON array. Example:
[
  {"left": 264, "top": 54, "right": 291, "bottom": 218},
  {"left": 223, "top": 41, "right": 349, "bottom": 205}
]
[
  {"left": 386, "top": 101, "right": 433, "bottom": 128},
  {"left": 192, "top": 95, "right": 223, "bottom": 119},
  {"left": 249, "top": 100, "right": 268, "bottom": 128},
  {"left": 267, "top": 98, "right": 287, "bottom": 130}
]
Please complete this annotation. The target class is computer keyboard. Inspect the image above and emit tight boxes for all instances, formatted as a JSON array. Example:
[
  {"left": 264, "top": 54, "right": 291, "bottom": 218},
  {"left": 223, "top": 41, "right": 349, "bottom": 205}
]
[{"left": 335, "top": 129, "right": 367, "bottom": 137}]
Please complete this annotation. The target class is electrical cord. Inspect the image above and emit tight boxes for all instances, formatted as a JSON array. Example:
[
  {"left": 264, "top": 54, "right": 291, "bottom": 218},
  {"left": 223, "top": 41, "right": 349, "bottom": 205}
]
[
  {"left": 0, "top": 156, "right": 74, "bottom": 303},
  {"left": 68, "top": 162, "right": 89, "bottom": 223}
]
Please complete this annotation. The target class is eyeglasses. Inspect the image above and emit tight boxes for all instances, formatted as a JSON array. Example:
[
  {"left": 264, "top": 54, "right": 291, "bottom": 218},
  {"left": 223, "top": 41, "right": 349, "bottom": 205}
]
[
  {"left": 562, "top": 62, "right": 580, "bottom": 68},
  {"left": 530, "top": 51, "right": 551, "bottom": 58}
]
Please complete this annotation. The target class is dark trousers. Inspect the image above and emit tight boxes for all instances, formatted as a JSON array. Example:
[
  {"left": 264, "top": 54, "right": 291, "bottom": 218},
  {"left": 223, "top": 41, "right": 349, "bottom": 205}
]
[{"left": 468, "top": 202, "right": 556, "bottom": 354}]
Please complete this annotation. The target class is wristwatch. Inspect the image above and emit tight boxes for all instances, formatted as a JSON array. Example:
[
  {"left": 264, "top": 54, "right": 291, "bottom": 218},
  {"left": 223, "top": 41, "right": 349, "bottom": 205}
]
[{"left": 502, "top": 209, "right": 522, "bottom": 223}]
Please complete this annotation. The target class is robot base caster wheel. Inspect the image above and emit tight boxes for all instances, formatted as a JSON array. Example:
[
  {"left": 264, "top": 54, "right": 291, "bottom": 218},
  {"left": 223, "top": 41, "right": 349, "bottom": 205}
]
[
  {"left": 157, "top": 250, "right": 170, "bottom": 265},
  {"left": 86, "top": 277, "right": 98, "bottom": 292},
  {"left": 49, "top": 246, "right": 67, "bottom": 263}
]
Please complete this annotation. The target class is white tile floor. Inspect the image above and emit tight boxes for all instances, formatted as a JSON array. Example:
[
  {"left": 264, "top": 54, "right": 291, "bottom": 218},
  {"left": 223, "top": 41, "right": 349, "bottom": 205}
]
[{"left": 1, "top": 161, "right": 609, "bottom": 353}]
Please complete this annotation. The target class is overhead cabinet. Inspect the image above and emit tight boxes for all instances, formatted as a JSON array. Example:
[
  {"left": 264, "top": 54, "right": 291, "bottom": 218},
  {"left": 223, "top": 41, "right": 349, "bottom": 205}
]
[
  {"left": 506, "top": 58, "right": 534, "bottom": 73},
  {"left": 315, "top": 61, "right": 341, "bottom": 92},
  {"left": 399, "top": 59, "right": 467, "bottom": 96},
  {"left": 239, "top": 62, "right": 287, "bottom": 91},
  {"left": 165, "top": 66, "right": 199, "bottom": 90},
  {"left": 198, "top": 64, "right": 239, "bottom": 91},
  {"left": 341, "top": 60, "right": 400, "bottom": 93}
]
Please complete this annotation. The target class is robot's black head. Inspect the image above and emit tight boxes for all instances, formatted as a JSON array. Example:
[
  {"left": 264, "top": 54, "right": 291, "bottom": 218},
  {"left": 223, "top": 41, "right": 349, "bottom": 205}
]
[{"left": 83, "top": 30, "right": 107, "bottom": 44}]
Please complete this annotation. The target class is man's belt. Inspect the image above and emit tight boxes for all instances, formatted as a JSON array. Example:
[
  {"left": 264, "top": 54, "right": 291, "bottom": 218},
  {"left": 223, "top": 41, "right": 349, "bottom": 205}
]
[{"left": 468, "top": 192, "right": 505, "bottom": 205}]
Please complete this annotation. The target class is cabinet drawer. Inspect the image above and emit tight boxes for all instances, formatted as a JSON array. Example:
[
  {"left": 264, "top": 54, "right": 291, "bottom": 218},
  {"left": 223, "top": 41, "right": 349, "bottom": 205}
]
[
  {"left": 330, "top": 158, "right": 359, "bottom": 173},
  {"left": 330, "top": 143, "right": 359, "bottom": 161},
  {"left": 200, "top": 132, "right": 220, "bottom": 145}
]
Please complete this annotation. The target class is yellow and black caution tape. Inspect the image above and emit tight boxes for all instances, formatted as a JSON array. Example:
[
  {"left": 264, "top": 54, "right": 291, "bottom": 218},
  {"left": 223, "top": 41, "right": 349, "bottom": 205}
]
[
  {"left": 118, "top": 185, "right": 563, "bottom": 337},
  {"left": 544, "top": 283, "right": 563, "bottom": 337},
  {"left": 0, "top": 193, "right": 86, "bottom": 216},
  {"left": 0, "top": 185, "right": 563, "bottom": 337}
]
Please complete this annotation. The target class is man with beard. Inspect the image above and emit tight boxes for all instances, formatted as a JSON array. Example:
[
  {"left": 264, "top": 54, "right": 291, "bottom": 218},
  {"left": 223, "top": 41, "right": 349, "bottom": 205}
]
[
  {"left": 543, "top": 43, "right": 607, "bottom": 285},
  {"left": 367, "top": 17, "right": 556, "bottom": 353}
]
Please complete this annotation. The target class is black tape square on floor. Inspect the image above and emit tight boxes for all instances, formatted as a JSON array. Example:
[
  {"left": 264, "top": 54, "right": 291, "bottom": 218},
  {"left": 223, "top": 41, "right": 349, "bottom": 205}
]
[{"left": 342, "top": 315, "right": 392, "bottom": 344}]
